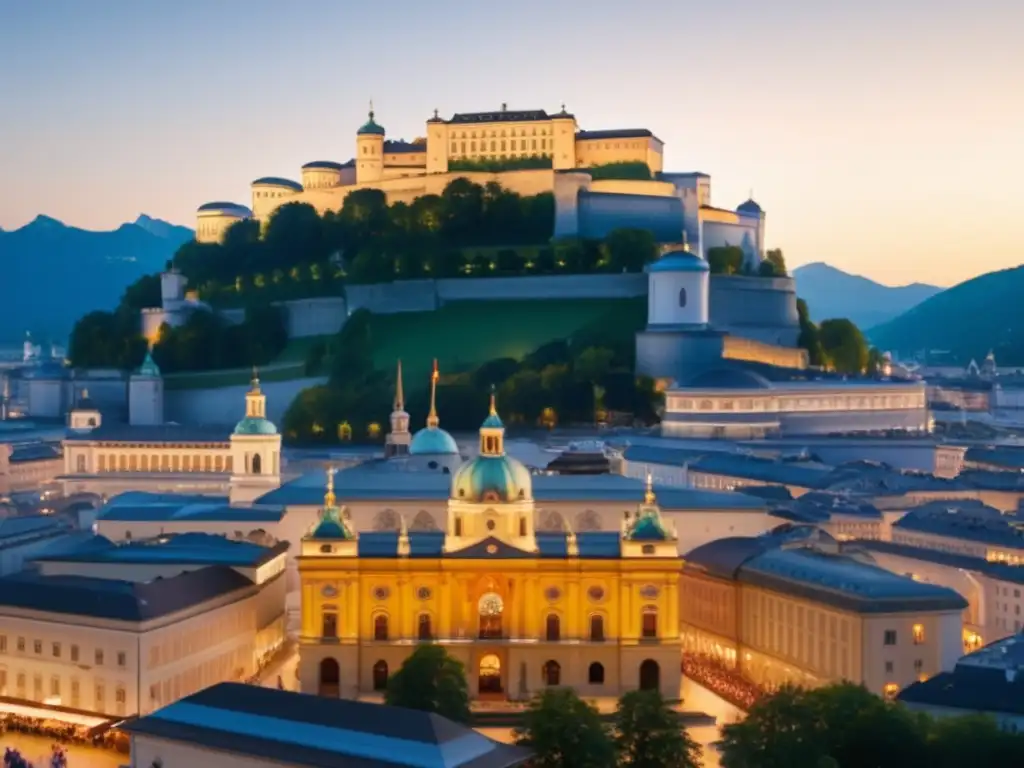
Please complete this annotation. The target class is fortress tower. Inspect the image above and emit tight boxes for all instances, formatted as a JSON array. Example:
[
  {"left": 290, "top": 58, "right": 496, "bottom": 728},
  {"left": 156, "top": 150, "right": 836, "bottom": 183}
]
[
  {"left": 129, "top": 350, "right": 164, "bottom": 426},
  {"left": 355, "top": 104, "right": 385, "bottom": 185}
]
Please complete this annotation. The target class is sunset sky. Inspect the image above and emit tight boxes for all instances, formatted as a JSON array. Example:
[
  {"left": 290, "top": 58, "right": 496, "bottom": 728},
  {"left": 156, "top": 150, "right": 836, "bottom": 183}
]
[{"left": 1, "top": 0, "right": 1021, "bottom": 286}]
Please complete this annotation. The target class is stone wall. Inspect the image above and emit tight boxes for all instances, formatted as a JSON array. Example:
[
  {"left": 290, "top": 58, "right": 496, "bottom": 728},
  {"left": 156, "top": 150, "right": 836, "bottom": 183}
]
[
  {"left": 164, "top": 376, "right": 327, "bottom": 427},
  {"left": 218, "top": 297, "right": 348, "bottom": 338},
  {"left": 436, "top": 273, "right": 647, "bottom": 302},
  {"left": 709, "top": 275, "right": 800, "bottom": 347},
  {"left": 345, "top": 279, "right": 437, "bottom": 315}
]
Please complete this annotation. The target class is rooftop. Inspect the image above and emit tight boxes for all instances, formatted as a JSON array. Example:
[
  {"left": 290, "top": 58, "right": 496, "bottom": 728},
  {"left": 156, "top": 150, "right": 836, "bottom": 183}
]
[
  {"left": 256, "top": 467, "right": 766, "bottom": 511},
  {"left": 685, "top": 528, "right": 968, "bottom": 614},
  {"left": 855, "top": 539, "right": 1024, "bottom": 585},
  {"left": 688, "top": 453, "right": 834, "bottom": 489},
  {"left": 577, "top": 128, "right": 659, "bottom": 142},
  {"left": 63, "top": 423, "right": 233, "bottom": 444},
  {"left": 898, "top": 634, "right": 1024, "bottom": 716},
  {"left": 98, "top": 492, "right": 285, "bottom": 523},
  {"left": 963, "top": 445, "right": 1024, "bottom": 470},
  {"left": 251, "top": 177, "right": 303, "bottom": 191},
  {"left": 0, "top": 515, "right": 68, "bottom": 542},
  {"left": 0, "top": 566, "right": 254, "bottom": 622},
  {"left": 120, "top": 683, "right": 531, "bottom": 768},
  {"left": 894, "top": 499, "right": 1024, "bottom": 550},
  {"left": 33, "top": 532, "right": 288, "bottom": 568},
  {"left": 447, "top": 108, "right": 553, "bottom": 124},
  {"left": 9, "top": 442, "right": 61, "bottom": 463}
]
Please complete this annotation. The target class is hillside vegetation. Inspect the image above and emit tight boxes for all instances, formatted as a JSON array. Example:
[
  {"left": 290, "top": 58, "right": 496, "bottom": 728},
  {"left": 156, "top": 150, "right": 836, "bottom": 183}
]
[{"left": 870, "top": 265, "right": 1024, "bottom": 363}]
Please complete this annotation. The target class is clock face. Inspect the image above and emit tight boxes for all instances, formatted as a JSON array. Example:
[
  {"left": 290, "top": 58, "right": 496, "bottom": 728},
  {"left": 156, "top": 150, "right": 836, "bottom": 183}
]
[
  {"left": 417, "top": 586, "right": 432, "bottom": 601},
  {"left": 373, "top": 586, "right": 391, "bottom": 601}
]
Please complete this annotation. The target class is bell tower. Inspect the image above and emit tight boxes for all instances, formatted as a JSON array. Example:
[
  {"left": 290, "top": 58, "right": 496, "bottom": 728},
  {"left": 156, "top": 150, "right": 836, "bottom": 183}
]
[{"left": 385, "top": 360, "right": 411, "bottom": 457}]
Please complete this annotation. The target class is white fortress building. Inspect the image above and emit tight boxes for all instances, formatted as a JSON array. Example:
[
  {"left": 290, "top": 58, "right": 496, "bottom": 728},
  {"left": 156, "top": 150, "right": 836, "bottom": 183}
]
[{"left": 196, "top": 104, "right": 766, "bottom": 263}]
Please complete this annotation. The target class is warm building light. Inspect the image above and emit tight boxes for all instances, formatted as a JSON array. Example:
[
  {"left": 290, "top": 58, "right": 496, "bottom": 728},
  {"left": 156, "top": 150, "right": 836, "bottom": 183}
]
[
  {"left": 883, "top": 683, "right": 899, "bottom": 700},
  {"left": 912, "top": 624, "right": 925, "bottom": 644}
]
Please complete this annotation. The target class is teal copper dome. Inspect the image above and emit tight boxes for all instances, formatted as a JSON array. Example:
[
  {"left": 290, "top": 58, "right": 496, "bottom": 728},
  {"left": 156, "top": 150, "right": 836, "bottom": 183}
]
[
  {"left": 233, "top": 416, "right": 278, "bottom": 435},
  {"left": 627, "top": 512, "right": 670, "bottom": 541},
  {"left": 358, "top": 108, "right": 385, "bottom": 136},
  {"left": 410, "top": 426, "right": 458, "bottom": 455},
  {"left": 310, "top": 509, "right": 352, "bottom": 539},
  {"left": 451, "top": 454, "right": 532, "bottom": 503},
  {"left": 136, "top": 350, "right": 161, "bottom": 377},
  {"left": 647, "top": 250, "right": 709, "bottom": 273}
]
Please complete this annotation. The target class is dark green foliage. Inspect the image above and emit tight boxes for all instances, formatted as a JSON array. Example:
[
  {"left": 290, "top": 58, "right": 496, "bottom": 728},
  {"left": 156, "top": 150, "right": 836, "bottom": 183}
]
[
  {"left": 602, "top": 229, "right": 658, "bottom": 273},
  {"left": 383, "top": 645, "right": 471, "bottom": 724},
  {"left": 765, "top": 248, "right": 787, "bottom": 276},
  {"left": 587, "top": 162, "right": 653, "bottom": 181},
  {"left": 68, "top": 274, "right": 170, "bottom": 368},
  {"left": 150, "top": 304, "right": 287, "bottom": 373},
  {"left": 719, "top": 682, "right": 1024, "bottom": 768},
  {"left": 448, "top": 155, "right": 553, "bottom": 172},
  {"left": 818, "top": 318, "right": 869, "bottom": 373},
  {"left": 615, "top": 689, "right": 702, "bottom": 768},
  {"left": 514, "top": 688, "right": 616, "bottom": 768},
  {"left": 796, "top": 298, "right": 826, "bottom": 367},
  {"left": 706, "top": 246, "right": 744, "bottom": 275}
]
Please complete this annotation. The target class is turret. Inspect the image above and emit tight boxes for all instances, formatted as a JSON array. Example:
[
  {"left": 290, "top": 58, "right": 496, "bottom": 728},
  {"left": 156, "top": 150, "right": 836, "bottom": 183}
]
[
  {"left": 550, "top": 103, "right": 577, "bottom": 170},
  {"left": 129, "top": 351, "right": 164, "bottom": 426},
  {"left": 356, "top": 103, "right": 385, "bottom": 184}
]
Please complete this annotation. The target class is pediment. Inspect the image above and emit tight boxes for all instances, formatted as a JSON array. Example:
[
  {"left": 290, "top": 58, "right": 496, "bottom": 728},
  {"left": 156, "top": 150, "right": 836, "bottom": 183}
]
[{"left": 446, "top": 536, "right": 534, "bottom": 559}]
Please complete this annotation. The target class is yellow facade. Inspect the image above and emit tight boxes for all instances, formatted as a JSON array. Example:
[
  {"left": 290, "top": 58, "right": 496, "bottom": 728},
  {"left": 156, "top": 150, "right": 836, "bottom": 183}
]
[{"left": 297, "top": 400, "right": 683, "bottom": 702}]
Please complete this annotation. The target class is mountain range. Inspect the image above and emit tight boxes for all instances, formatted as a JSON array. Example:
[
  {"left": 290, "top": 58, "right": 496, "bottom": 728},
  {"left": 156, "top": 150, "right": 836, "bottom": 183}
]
[
  {"left": 0, "top": 215, "right": 193, "bottom": 345},
  {"left": 792, "top": 262, "right": 942, "bottom": 330},
  {"left": 870, "top": 265, "right": 1024, "bottom": 363}
]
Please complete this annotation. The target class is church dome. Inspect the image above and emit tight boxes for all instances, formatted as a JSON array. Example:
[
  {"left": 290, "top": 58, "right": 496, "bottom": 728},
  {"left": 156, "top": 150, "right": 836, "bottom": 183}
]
[
  {"left": 737, "top": 198, "right": 762, "bottom": 215},
  {"left": 627, "top": 513, "right": 669, "bottom": 541},
  {"left": 233, "top": 416, "right": 278, "bottom": 435},
  {"left": 451, "top": 454, "right": 532, "bottom": 503},
  {"left": 358, "top": 110, "right": 386, "bottom": 136},
  {"left": 648, "top": 250, "right": 709, "bottom": 273},
  {"left": 410, "top": 426, "right": 458, "bottom": 455}
]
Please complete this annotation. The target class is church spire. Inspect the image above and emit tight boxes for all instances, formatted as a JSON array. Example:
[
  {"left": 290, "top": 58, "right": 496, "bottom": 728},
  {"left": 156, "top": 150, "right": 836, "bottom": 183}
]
[
  {"left": 427, "top": 359, "right": 440, "bottom": 428},
  {"left": 245, "top": 365, "right": 266, "bottom": 419},
  {"left": 489, "top": 384, "right": 497, "bottom": 416},
  {"left": 324, "top": 466, "right": 337, "bottom": 509},
  {"left": 644, "top": 467, "right": 656, "bottom": 505},
  {"left": 394, "top": 359, "right": 405, "bottom": 411}
]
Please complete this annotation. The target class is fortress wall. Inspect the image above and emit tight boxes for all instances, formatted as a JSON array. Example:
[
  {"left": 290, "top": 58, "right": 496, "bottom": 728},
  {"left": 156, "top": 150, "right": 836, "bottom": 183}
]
[
  {"left": 164, "top": 375, "right": 327, "bottom": 427},
  {"left": 577, "top": 191, "right": 683, "bottom": 242},
  {"left": 587, "top": 179, "right": 678, "bottom": 197},
  {"left": 280, "top": 297, "right": 347, "bottom": 337},
  {"left": 709, "top": 275, "right": 800, "bottom": 347},
  {"left": 345, "top": 280, "right": 437, "bottom": 315},
  {"left": 435, "top": 273, "right": 646, "bottom": 302}
]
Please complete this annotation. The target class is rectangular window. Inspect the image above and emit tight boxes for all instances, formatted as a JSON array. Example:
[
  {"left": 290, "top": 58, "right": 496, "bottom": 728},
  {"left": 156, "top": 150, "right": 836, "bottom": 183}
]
[
  {"left": 52, "top": 642, "right": 60, "bottom": 658},
  {"left": 0, "top": 636, "right": 5, "bottom": 653},
  {"left": 912, "top": 624, "right": 925, "bottom": 645},
  {"left": 885, "top": 661, "right": 893, "bottom": 674},
  {"left": 95, "top": 649, "right": 104, "bottom": 666},
  {"left": 322, "top": 612, "right": 338, "bottom": 638},
  {"left": 117, "top": 652, "right": 126, "bottom": 667},
  {"left": 884, "top": 630, "right": 897, "bottom": 646},
  {"left": 16, "top": 637, "right": 24, "bottom": 653},
  {"left": 50, "top": 677, "right": 60, "bottom": 696},
  {"left": 70, "top": 645, "right": 79, "bottom": 662},
  {"left": 33, "top": 640, "right": 41, "bottom": 654}
]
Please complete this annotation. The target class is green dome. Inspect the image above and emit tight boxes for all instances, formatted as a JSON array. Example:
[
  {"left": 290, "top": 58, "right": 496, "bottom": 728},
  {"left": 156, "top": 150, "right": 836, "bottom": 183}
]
[
  {"left": 233, "top": 416, "right": 278, "bottom": 435},
  {"left": 627, "top": 510, "right": 669, "bottom": 541},
  {"left": 452, "top": 454, "right": 532, "bottom": 503},
  {"left": 136, "top": 350, "right": 161, "bottom": 377},
  {"left": 481, "top": 412, "right": 504, "bottom": 429},
  {"left": 358, "top": 111, "right": 385, "bottom": 136},
  {"left": 410, "top": 426, "right": 458, "bottom": 455},
  {"left": 309, "top": 507, "right": 353, "bottom": 540}
]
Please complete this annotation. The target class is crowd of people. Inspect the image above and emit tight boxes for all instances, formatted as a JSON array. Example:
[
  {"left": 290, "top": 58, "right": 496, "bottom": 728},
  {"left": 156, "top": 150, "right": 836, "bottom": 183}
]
[
  {"left": 3, "top": 745, "right": 67, "bottom": 768},
  {"left": 0, "top": 712, "right": 126, "bottom": 754},
  {"left": 682, "top": 652, "right": 768, "bottom": 710}
]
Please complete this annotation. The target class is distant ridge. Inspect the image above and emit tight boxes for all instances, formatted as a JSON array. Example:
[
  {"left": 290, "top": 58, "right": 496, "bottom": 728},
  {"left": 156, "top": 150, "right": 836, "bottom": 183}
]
[
  {"left": 870, "top": 264, "right": 1024, "bottom": 363},
  {"left": 0, "top": 215, "right": 193, "bottom": 345},
  {"left": 793, "top": 262, "right": 941, "bottom": 329}
]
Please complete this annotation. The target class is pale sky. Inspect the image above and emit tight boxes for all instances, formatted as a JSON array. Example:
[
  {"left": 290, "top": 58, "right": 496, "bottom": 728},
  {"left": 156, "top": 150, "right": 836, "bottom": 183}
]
[{"left": 0, "top": 0, "right": 1021, "bottom": 286}]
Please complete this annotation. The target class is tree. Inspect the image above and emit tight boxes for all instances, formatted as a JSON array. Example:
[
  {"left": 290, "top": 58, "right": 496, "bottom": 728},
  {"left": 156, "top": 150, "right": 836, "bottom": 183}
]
[
  {"left": 819, "top": 318, "right": 869, "bottom": 373},
  {"left": 796, "top": 298, "right": 826, "bottom": 367},
  {"left": 384, "top": 645, "right": 470, "bottom": 724},
  {"left": 603, "top": 228, "right": 658, "bottom": 273},
  {"left": 615, "top": 689, "right": 702, "bottom": 768},
  {"left": 719, "top": 684, "right": 829, "bottom": 768},
  {"left": 706, "top": 246, "right": 744, "bottom": 275},
  {"left": 515, "top": 688, "right": 616, "bottom": 768},
  {"left": 765, "top": 248, "right": 787, "bottom": 276}
]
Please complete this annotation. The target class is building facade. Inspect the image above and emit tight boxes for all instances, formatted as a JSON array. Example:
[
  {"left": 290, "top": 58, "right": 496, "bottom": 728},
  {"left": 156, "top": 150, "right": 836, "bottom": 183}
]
[{"left": 297, "top": 399, "right": 683, "bottom": 701}]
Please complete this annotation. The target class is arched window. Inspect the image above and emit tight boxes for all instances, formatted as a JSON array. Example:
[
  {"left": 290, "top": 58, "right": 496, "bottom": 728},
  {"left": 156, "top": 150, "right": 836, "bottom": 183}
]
[
  {"left": 479, "top": 593, "right": 504, "bottom": 639},
  {"left": 641, "top": 606, "right": 658, "bottom": 639},
  {"left": 252, "top": 453, "right": 262, "bottom": 475},
  {"left": 322, "top": 610, "right": 338, "bottom": 638},
  {"left": 374, "top": 614, "right": 389, "bottom": 641},
  {"left": 519, "top": 517, "right": 527, "bottom": 536},
  {"left": 679, "top": 287, "right": 687, "bottom": 308},
  {"left": 590, "top": 615, "right": 605, "bottom": 642},
  {"left": 454, "top": 517, "right": 463, "bottom": 536},
  {"left": 639, "top": 659, "right": 660, "bottom": 691},
  {"left": 588, "top": 662, "right": 605, "bottom": 685},
  {"left": 543, "top": 660, "right": 561, "bottom": 686},
  {"left": 418, "top": 614, "right": 432, "bottom": 641},
  {"left": 372, "top": 660, "right": 388, "bottom": 691},
  {"left": 76, "top": 455, "right": 86, "bottom": 472},
  {"left": 545, "top": 614, "right": 561, "bottom": 642}
]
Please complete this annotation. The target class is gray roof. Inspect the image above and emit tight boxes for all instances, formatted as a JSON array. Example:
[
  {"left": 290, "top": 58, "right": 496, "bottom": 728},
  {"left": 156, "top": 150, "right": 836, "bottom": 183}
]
[
  {"left": 689, "top": 453, "right": 834, "bottom": 489},
  {"left": 0, "top": 515, "right": 68, "bottom": 541},
  {"left": 622, "top": 443, "right": 726, "bottom": 468},
  {"left": 255, "top": 467, "right": 766, "bottom": 510},
  {"left": 898, "top": 634, "right": 1024, "bottom": 715},
  {"left": 64, "top": 423, "right": 232, "bottom": 443},
  {"left": 963, "top": 445, "right": 1024, "bottom": 469},
  {"left": 120, "top": 683, "right": 531, "bottom": 768},
  {"left": 685, "top": 528, "right": 968, "bottom": 614},
  {"left": 197, "top": 202, "right": 252, "bottom": 215},
  {"left": 855, "top": 539, "right": 1024, "bottom": 585},
  {"left": 33, "top": 532, "right": 288, "bottom": 567},
  {"left": 577, "top": 128, "right": 656, "bottom": 141},
  {"left": 0, "top": 566, "right": 254, "bottom": 621},
  {"left": 683, "top": 368, "right": 772, "bottom": 390},
  {"left": 98, "top": 494, "right": 284, "bottom": 524},
  {"left": 448, "top": 109, "right": 551, "bottom": 124},
  {"left": 251, "top": 177, "right": 303, "bottom": 191},
  {"left": 9, "top": 442, "right": 61, "bottom": 462},
  {"left": 353, "top": 531, "right": 626, "bottom": 560},
  {"left": 894, "top": 500, "right": 1024, "bottom": 549},
  {"left": 301, "top": 161, "right": 346, "bottom": 171},
  {"left": 383, "top": 140, "right": 426, "bottom": 154}
]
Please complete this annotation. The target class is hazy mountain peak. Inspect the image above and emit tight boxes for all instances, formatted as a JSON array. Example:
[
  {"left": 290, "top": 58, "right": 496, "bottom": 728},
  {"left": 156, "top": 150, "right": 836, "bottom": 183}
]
[
  {"left": 132, "top": 214, "right": 192, "bottom": 240},
  {"left": 793, "top": 262, "right": 941, "bottom": 329},
  {"left": 22, "top": 214, "right": 66, "bottom": 231}
]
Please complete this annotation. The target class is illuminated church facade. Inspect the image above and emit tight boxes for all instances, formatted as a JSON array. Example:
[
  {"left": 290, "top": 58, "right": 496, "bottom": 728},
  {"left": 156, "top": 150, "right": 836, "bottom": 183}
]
[{"left": 297, "top": 395, "right": 683, "bottom": 700}]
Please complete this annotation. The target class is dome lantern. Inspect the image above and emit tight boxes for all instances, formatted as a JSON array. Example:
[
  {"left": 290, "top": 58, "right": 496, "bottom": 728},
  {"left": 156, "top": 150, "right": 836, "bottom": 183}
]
[
  {"left": 410, "top": 359, "right": 458, "bottom": 456},
  {"left": 479, "top": 386, "right": 505, "bottom": 456},
  {"left": 450, "top": 395, "right": 532, "bottom": 504},
  {"left": 233, "top": 367, "right": 278, "bottom": 436},
  {"left": 357, "top": 101, "right": 386, "bottom": 136}
]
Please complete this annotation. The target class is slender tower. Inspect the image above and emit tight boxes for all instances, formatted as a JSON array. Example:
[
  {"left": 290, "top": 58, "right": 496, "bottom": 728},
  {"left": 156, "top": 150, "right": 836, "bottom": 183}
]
[
  {"left": 427, "top": 359, "right": 440, "bottom": 428},
  {"left": 385, "top": 360, "right": 411, "bottom": 457}
]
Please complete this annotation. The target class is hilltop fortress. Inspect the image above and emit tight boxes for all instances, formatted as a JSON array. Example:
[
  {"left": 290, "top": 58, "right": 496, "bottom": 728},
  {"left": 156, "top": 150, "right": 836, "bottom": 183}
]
[{"left": 197, "top": 104, "right": 766, "bottom": 267}]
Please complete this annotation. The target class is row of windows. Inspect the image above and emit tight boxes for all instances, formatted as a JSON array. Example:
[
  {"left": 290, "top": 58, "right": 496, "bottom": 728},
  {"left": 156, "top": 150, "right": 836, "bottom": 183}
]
[
  {"left": 254, "top": 189, "right": 292, "bottom": 198},
  {"left": 324, "top": 607, "right": 659, "bottom": 642},
  {"left": 450, "top": 138, "right": 550, "bottom": 154},
  {"left": 669, "top": 393, "right": 926, "bottom": 413},
  {"left": 93, "top": 452, "right": 233, "bottom": 473},
  {"left": 0, "top": 636, "right": 125, "bottom": 667},
  {"left": 577, "top": 140, "right": 649, "bottom": 152},
  {"left": 0, "top": 670, "right": 126, "bottom": 713},
  {"left": 448, "top": 127, "right": 550, "bottom": 140}
]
